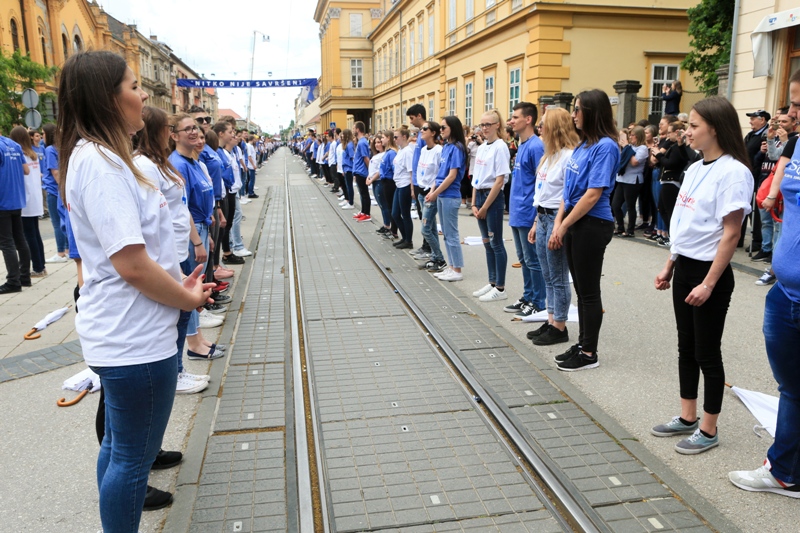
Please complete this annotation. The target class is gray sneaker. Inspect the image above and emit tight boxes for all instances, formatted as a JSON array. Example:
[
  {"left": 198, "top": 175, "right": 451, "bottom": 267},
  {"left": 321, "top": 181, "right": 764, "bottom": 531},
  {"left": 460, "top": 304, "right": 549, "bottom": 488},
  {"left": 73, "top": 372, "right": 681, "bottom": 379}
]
[
  {"left": 651, "top": 416, "right": 699, "bottom": 437},
  {"left": 675, "top": 428, "right": 719, "bottom": 455},
  {"left": 409, "top": 247, "right": 428, "bottom": 257}
]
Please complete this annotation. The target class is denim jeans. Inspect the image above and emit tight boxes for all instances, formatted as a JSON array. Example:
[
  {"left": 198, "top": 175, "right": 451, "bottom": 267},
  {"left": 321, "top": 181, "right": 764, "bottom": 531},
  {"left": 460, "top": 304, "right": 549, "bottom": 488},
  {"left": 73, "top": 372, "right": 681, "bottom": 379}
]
[
  {"left": 511, "top": 225, "right": 546, "bottom": 309},
  {"left": 759, "top": 207, "right": 775, "bottom": 253},
  {"left": 651, "top": 169, "right": 665, "bottom": 231},
  {"left": 764, "top": 285, "right": 800, "bottom": 483},
  {"left": 47, "top": 192, "right": 67, "bottom": 253},
  {"left": 90, "top": 354, "right": 177, "bottom": 533},
  {"left": 185, "top": 223, "right": 209, "bottom": 338},
  {"left": 437, "top": 197, "right": 463, "bottom": 268},
  {"left": 22, "top": 217, "right": 45, "bottom": 273},
  {"left": 392, "top": 185, "right": 413, "bottom": 243},
  {"left": 535, "top": 212, "right": 571, "bottom": 321},
  {"left": 345, "top": 171, "right": 355, "bottom": 206},
  {"left": 231, "top": 195, "right": 244, "bottom": 251},
  {"left": 374, "top": 181, "right": 391, "bottom": 227},
  {"left": 419, "top": 193, "right": 444, "bottom": 262},
  {"left": 474, "top": 189, "right": 507, "bottom": 286},
  {"left": 247, "top": 168, "right": 256, "bottom": 195}
]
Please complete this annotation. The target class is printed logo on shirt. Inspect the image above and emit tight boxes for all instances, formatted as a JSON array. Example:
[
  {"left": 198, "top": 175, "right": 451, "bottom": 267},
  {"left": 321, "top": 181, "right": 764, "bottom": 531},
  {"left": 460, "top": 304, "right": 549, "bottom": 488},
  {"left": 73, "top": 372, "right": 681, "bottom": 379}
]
[
  {"left": 675, "top": 191, "right": 697, "bottom": 211},
  {"left": 786, "top": 158, "right": 800, "bottom": 180}
]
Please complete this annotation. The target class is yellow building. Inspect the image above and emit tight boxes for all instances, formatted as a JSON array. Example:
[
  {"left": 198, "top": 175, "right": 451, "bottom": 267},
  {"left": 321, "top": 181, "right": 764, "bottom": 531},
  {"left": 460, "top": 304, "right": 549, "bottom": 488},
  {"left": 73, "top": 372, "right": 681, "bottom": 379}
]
[{"left": 315, "top": 0, "right": 701, "bottom": 132}]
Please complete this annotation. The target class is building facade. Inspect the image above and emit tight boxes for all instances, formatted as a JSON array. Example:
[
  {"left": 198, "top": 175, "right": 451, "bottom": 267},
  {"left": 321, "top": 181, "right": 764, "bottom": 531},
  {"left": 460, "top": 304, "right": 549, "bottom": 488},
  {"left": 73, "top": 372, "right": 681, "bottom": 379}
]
[{"left": 315, "top": 0, "right": 701, "bottom": 132}]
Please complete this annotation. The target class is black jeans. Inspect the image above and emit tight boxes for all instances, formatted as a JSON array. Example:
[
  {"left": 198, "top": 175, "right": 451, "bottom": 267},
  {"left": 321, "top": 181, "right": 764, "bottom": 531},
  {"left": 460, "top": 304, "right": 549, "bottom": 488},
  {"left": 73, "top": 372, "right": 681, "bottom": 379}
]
[
  {"left": 564, "top": 214, "right": 613, "bottom": 353},
  {"left": 611, "top": 182, "right": 642, "bottom": 234},
  {"left": 22, "top": 216, "right": 45, "bottom": 273},
  {"left": 673, "top": 256, "right": 734, "bottom": 415},
  {"left": 381, "top": 179, "right": 398, "bottom": 235},
  {"left": 355, "top": 174, "right": 370, "bottom": 215},
  {"left": 658, "top": 182, "right": 680, "bottom": 233},
  {"left": 0, "top": 209, "right": 30, "bottom": 287}
]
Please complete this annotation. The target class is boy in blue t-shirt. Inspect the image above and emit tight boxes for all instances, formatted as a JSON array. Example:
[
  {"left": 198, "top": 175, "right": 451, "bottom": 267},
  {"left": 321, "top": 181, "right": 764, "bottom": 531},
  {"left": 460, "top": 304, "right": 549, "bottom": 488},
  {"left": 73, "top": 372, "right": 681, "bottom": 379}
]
[{"left": 0, "top": 135, "right": 32, "bottom": 293}]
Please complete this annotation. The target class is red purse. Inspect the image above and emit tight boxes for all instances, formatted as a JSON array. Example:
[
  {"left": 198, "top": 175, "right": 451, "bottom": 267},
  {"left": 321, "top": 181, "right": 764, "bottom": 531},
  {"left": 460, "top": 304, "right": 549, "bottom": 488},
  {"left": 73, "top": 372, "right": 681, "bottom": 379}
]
[{"left": 756, "top": 168, "right": 783, "bottom": 223}]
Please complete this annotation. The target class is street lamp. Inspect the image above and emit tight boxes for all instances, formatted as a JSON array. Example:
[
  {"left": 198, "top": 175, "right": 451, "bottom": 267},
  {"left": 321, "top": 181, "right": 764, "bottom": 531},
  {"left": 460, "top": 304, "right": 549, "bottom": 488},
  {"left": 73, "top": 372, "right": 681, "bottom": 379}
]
[{"left": 246, "top": 31, "right": 269, "bottom": 132}]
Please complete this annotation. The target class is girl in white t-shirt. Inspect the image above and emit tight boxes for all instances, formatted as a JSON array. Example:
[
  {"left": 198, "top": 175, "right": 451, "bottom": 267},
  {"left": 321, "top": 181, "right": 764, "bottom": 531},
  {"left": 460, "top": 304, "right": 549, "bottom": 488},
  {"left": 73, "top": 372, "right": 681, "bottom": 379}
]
[
  {"left": 11, "top": 126, "right": 46, "bottom": 276},
  {"left": 366, "top": 135, "right": 388, "bottom": 228},
  {"left": 417, "top": 122, "right": 445, "bottom": 269},
  {"left": 392, "top": 127, "right": 416, "bottom": 248},
  {"left": 471, "top": 110, "right": 511, "bottom": 303},
  {"left": 59, "top": 51, "right": 213, "bottom": 532},
  {"left": 653, "top": 96, "right": 754, "bottom": 455}
]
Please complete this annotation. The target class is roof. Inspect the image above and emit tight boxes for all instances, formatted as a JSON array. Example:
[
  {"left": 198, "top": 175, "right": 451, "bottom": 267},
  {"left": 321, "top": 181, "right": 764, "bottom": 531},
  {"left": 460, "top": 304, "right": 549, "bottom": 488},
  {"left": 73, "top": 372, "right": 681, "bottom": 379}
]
[
  {"left": 205, "top": 88, "right": 216, "bottom": 96},
  {"left": 105, "top": 13, "right": 129, "bottom": 43},
  {"left": 218, "top": 108, "right": 242, "bottom": 119}
]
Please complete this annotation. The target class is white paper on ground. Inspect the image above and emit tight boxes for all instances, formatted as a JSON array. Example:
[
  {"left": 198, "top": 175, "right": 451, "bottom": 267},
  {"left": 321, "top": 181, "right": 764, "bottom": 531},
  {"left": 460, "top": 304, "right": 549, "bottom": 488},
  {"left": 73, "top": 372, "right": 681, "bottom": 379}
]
[
  {"left": 521, "top": 304, "right": 579, "bottom": 323},
  {"left": 463, "top": 236, "right": 483, "bottom": 246},
  {"left": 62, "top": 367, "right": 101, "bottom": 392}
]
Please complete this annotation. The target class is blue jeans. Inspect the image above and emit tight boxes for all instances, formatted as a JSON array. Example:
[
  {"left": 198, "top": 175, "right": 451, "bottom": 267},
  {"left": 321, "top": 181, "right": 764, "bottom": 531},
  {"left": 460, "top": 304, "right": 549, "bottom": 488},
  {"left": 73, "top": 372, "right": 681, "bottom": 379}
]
[
  {"left": 392, "top": 185, "right": 413, "bottom": 243},
  {"left": 759, "top": 207, "right": 775, "bottom": 253},
  {"left": 419, "top": 193, "right": 444, "bottom": 262},
  {"left": 90, "top": 355, "right": 177, "bottom": 532},
  {"left": 345, "top": 171, "right": 355, "bottom": 206},
  {"left": 437, "top": 197, "right": 463, "bottom": 268},
  {"left": 535, "top": 212, "right": 572, "bottom": 322},
  {"left": 239, "top": 170, "right": 248, "bottom": 198},
  {"left": 764, "top": 285, "right": 800, "bottom": 483},
  {"left": 246, "top": 168, "right": 256, "bottom": 195},
  {"left": 231, "top": 195, "right": 245, "bottom": 251},
  {"left": 474, "top": 189, "right": 507, "bottom": 286},
  {"left": 511, "top": 225, "right": 546, "bottom": 309},
  {"left": 374, "top": 181, "right": 391, "bottom": 227},
  {"left": 47, "top": 192, "right": 67, "bottom": 253},
  {"left": 186, "top": 223, "right": 209, "bottom": 338},
  {"left": 652, "top": 169, "right": 665, "bottom": 231}
]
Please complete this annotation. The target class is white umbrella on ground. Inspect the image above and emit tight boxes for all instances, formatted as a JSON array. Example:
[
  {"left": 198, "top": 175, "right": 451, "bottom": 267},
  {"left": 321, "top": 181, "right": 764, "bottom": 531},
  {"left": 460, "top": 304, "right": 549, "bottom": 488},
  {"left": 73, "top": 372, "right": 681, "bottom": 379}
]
[
  {"left": 24, "top": 306, "right": 71, "bottom": 340},
  {"left": 726, "top": 383, "right": 779, "bottom": 438},
  {"left": 58, "top": 367, "right": 100, "bottom": 407}
]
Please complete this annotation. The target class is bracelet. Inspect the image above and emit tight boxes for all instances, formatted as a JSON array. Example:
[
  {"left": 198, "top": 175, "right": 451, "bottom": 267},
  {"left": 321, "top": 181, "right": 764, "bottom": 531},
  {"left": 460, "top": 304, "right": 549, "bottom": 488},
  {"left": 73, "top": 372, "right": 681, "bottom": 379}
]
[
  {"left": 766, "top": 196, "right": 776, "bottom": 200},
  {"left": 703, "top": 284, "right": 712, "bottom": 292},
  {"left": 193, "top": 242, "right": 202, "bottom": 246}
]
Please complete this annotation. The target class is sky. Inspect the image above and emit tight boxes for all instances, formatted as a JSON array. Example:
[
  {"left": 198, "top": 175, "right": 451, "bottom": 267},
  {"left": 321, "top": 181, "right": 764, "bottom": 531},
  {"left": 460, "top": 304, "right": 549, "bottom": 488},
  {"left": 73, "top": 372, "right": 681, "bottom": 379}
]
[{"left": 100, "top": 0, "right": 322, "bottom": 134}]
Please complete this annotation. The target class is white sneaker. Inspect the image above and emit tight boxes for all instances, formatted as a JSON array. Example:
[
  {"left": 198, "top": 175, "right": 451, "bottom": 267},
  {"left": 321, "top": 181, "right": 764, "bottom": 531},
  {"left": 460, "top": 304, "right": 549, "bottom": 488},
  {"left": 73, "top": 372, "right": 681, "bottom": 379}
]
[
  {"left": 254, "top": 186, "right": 259, "bottom": 190},
  {"left": 729, "top": 461, "right": 800, "bottom": 498},
  {"left": 339, "top": 200, "right": 348, "bottom": 206},
  {"left": 479, "top": 287, "right": 509, "bottom": 302},
  {"left": 438, "top": 269, "right": 463, "bottom": 282},
  {"left": 176, "top": 374, "right": 208, "bottom": 394},
  {"left": 338, "top": 195, "right": 345, "bottom": 200},
  {"left": 342, "top": 204, "right": 354, "bottom": 210},
  {"left": 46, "top": 254, "right": 68, "bottom": 263},
  {"left": 179, "top": 371, "right": 210, "bottom": 382},
  {"left": 472, "top": 284, "right": 494, "bottom": 297},
  {"left": 198, "top": 311, "right": 223, "bottom": 329},
  {"left": 240, "top": 198, "right": 251, "bottom": 205},
  {"left": 434, "top": 266, "right": 453, "bottom": 279},
  {"left": 233, "top": 248, "right": 253, "bottom": 257}
]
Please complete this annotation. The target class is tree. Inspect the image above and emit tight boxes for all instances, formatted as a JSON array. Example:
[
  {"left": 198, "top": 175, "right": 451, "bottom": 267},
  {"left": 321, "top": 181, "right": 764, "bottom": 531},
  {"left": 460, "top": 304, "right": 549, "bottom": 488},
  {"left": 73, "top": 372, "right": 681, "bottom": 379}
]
[
  {"left": 0, "top": 50, "right": 58, "bottom": 134},
  {"left": 681, "top": 0, "right": 735, "bottom": 96}
]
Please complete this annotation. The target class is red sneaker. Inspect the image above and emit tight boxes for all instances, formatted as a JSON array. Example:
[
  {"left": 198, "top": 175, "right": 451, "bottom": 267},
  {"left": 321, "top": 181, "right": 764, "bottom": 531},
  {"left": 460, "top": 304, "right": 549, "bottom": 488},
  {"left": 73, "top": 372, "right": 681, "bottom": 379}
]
[
  {"left": 353, "top": 212, "right": 363, "bottom": 219},
  {"left": 358, "top": 215, "right": 371, "bottom": 222}
]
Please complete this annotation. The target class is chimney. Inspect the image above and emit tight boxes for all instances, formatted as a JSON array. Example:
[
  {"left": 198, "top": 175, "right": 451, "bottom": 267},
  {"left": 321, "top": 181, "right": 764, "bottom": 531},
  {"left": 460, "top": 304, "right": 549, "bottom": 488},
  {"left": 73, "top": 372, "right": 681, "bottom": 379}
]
[{"left": 150, "top": 35, "right": 157, "bottom": 41}]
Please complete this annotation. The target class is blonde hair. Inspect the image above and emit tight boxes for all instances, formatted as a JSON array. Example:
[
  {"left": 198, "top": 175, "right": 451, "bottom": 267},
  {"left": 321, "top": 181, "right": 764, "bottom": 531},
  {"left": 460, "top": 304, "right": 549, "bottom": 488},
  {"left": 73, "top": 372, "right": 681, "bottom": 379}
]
[
  {"left": 482, "top": 109, "right": 506, "bottom": 140},
  {"left": 629, "top": 126, "right": 645, "bottom": 146},
  {"left": 538, "top": 107, "right": 579, "bottom": 170}
]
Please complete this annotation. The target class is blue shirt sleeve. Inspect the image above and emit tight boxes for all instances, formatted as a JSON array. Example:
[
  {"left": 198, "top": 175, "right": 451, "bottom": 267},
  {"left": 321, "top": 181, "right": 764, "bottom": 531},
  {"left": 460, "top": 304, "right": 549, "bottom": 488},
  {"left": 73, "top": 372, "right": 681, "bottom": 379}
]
[{"left": 588, "top": 140, "right": 620, "bottom": 190}]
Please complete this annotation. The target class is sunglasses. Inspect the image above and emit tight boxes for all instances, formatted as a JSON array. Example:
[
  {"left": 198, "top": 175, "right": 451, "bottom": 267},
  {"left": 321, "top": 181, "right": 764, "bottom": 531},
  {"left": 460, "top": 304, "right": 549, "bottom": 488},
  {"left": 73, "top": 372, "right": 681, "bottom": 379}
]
[
  {"left": 175, "top": 125, "right": 199, "bottom": 135},
  {"left": 479, "top": 122, "right": 498, "bottom": 128},
  {"left": 421, "top": 126, "right": 430, "bottom": 131},
  {"left": 195, "top": 117, "right": 212, "bottom": 124}
]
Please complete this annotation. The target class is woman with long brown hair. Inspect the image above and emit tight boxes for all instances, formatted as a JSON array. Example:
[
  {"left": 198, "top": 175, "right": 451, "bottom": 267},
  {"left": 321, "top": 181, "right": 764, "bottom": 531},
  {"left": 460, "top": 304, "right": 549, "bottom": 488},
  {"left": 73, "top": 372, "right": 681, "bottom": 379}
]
[
  {"left": 59, "top": 51, "right": 213, "bottom": 531},
  {"left": 11, "top": 126, "right": 45, "bottom": 277}
]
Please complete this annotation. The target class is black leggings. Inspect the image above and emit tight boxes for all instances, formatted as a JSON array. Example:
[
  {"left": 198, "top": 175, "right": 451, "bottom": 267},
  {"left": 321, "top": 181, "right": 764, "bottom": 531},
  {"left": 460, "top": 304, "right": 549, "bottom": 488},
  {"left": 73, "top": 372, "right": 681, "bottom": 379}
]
[
  {"left": 381, "top": 179, "right": 398, "bottom": 235},
  {"left": 355, "top": 174, "right": 370, "bottom": 215},
  {"left": 564, "top": 214, "right": 614, "bottom": 354},
  {"left": 220, "top": 193, "right": 235, "bottom": 254},
  {"left": 22, "top": 216, "right": 45, "bottom": 273},
  {"left": 611, "top": 182, "right": 642, "bottom": 234},
  {"left": 461, "top": 175, "right": 473, "bottom": 202},
  {"left": 673, "top": 256, "right": 734, "bottom": 415},
  {"left": 658, "top": 182, "right": 680, "bottom": 234}
]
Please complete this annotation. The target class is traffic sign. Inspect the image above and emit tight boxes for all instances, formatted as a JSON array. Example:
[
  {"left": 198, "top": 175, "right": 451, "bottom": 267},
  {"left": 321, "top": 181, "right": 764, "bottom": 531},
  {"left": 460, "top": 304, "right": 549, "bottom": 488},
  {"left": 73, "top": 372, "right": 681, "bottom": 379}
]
[
  {"left": 329, "top": 122, "right": 336, "bottom": 129},
  {"left": 22, "top": 88, "right": 39, "bottom": 109},
  {"left": 24, "top": 109, "right": 42, "bottom": 129}
]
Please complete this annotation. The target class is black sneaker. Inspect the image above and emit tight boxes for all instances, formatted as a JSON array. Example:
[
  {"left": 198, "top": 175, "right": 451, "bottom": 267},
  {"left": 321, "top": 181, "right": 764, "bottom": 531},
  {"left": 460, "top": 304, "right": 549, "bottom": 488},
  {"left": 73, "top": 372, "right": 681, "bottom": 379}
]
[
  {"left": 248, "top": 194, "right": 259, "bottom": 199},
  {"left": 533, "top": 325, "right": 569, "bottom": 346},
  {"left": 222, "top": 254, "right": 245, "bottom": 265},
  {"left": 426, "top": 260, "right": 447, "bottom": 272},
  {"left": 527, "top": 322, "right": 551, "bottom": 340},
  {"left": 212, "top": 292, "right": 232, "bottom": 305},
  {"left": 143, "top": 485, "right": 173, "bottom": 511},
  {"left": 394, "top": 241, "right": 413, "bottom": 249},
  {"left": 515, "top": 302, "right": 538, "bottom": 318},
  {"left": 152, "top": 449, "right": 182, "bottom": 470},
  {"left": 503, "top": 298, "right": 527, "bottom": 313},
  {"left": 0, "top": 284, "right": 21, "bottom": 294},
  {"left": 557, "top": 350, "right": 599, "bottom": 372},
  {"left": 205, "top": 302, "right": 228, "bottom": 314},
  {"left": 554, "top": 343, "right": 581, "bottom": 362},
  {"left": 376, "top": 227, "right": 389, "bottom": 234},
  {"left": 752, "top": 250, "right": 772, "bottom": 262}
]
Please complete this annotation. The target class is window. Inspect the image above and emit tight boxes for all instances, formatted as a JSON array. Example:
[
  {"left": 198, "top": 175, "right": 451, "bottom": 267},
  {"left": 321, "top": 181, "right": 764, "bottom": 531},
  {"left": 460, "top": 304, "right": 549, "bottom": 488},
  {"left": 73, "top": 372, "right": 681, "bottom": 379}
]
[
  {"left": 73, "top": 35, "right": 83, "bottom": 54},
  {"left": 785, "top": 29, "right": 800, "bottom": 103},
  {"left": 487, "top": 0, "right": 496, "bottom": 6},
  {"left": 396, "top": 108, "right": 400, "bottom": 128},
  {"left": 11, "top": 19, "right": 20, "bottom": 52},
  {"left": 351, "top": 59, "right": 363, "bottom": 88},
  {"left": 484, "top": 75, "right": 495, "bottom": 111},
  {"left": 395, "top": 40, "right": 400, "bottom": 75},
  {"left": 385, "top": 47, "right": 390, "bottom": 79},
  {"left": 409, "top": 29, "right": 415, "bottom": 65},
  {"left": 448, "top": 0, "right": 456, "bottom": 31},
  {"left": 448, "top": 87, "right": 456, "bottom": 117},
  {"left": 512, "top": 0, "right": 523, "bottom": 10},
  {"left": 465, "top": 82, "right": 473, "bottom": 127},
  {"left": 389, "top": 42, "right": 394, "bottom": 77},
  {"left": 466, "top": 0, "right": 474, "bottom": 20},
  {"left": 429, "top": 14, "right": 435, "bottom": 56},
  {"left": 350, "top": 14, "right": 362, "bottom": 37},
  {"left": 429, "top": 98, "right": 435, "bottom": 122},
  {"left": 62, "top": 34, "right": 69, "bottom": 60},
  {"left": 39, "top": 27, "right": 47, "bottom": 66},
  {"left": 509, "top": 68, "right": 521, "bottom": 114},
  {"left": 417, "top": 19, "right": 424, "bottom": 61},
  {"left": 401, "top": 35, "right": 406, "bottom": 70},
  {"left": 650, "top": 64, "right": 679, "bottom": 115}
]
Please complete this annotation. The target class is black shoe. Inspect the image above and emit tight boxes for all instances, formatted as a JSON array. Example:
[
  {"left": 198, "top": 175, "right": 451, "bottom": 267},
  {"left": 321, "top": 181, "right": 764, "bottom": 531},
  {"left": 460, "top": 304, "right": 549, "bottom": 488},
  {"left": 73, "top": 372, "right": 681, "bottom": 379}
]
[
  {"left": 425, "top": 260, "right": 447, "bottom": 272},
  {"left": 205, "top": 302, "right": 228, "bottom": 314},
  {"left": 152, "top": 449, "right": 182, "bottom": 470},
  {"left": 143, "top": 485, "right": 173, "bottom": 511},
  {"left": 21, "top": 279, "right": 32, "bottom": 287},
  {"left": 376, "top": 227, "right": 389, "bottom": 234},
  {"left": 752, "top": 250, "right": 772, "bottom": 262},
  {"left": 504, "top": 298, "right": 527, "bottom": 313},
  {"left": 514, "top": 302, "right": 539, "bottom": 318},
  {"left": 394, "top": 241, "right": 413, "bottom": 249},
  {"left": 557, "top": 350, "right": 599, "bottom": 372},
  {"left": 554, "top": 343, "right": 581, "bottom": 363},
  {"left": 527, "top": 322, "right": 551, "bottom": 340},
  {"left": 212, "top": 292, "right": 232, "bottom": 305},
  {"left": 222, "top": 254, "right": 245, "bottom": 265},
  {"left": 533, "top": 325, "right": 569, "bottom": 346},
  {"left": 0, "top": 284, "right": 21, "bottom": 294},
  {"left": 248, "top": 194, "right": 259, "bottom": 199}
]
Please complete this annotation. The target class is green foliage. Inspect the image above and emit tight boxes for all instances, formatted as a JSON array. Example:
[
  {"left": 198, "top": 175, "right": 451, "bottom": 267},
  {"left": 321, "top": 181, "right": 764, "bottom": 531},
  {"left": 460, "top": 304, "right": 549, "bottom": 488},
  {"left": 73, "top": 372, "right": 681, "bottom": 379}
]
[
  {"left": 0, "top": 50, "right": 58, "bottom": 134},
  {"left": 681, "top": 0, "right": 735, "bottom": 96}
]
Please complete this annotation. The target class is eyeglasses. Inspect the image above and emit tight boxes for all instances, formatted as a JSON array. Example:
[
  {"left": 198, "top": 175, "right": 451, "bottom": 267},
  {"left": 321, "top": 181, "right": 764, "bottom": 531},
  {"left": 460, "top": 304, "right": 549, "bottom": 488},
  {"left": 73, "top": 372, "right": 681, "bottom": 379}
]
[
  {"left": 479, "top": 122, "right": 498, "bottom": 128},
  {"left": 195, "top": 117, "right": 212, "bottom": 124},
  {"left": 394, "top": 135, "right": 400, "bottom": 139},
  {"left": 175, "top": 125, "right": 199, "bottom": 135},
  {"left": 572, "top": 106, "right": 582, "bottom": 114},
  {"left": 421, "top": 126, "right": 430, "bottom": 131}
]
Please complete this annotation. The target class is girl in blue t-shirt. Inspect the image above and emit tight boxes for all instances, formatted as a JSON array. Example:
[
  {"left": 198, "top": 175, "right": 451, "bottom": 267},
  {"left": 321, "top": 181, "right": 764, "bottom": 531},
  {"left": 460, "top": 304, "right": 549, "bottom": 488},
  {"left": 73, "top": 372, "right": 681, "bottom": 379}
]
[{"left": 548, "top": 89, "right": 619, "bottom": 372}]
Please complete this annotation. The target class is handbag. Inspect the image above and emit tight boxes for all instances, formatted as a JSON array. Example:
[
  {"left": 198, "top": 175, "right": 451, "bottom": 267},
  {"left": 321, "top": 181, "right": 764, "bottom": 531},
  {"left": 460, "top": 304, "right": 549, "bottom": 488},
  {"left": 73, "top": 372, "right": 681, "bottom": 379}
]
[{"left": 756, "top": 167, "right": 784, "bottom": 223}]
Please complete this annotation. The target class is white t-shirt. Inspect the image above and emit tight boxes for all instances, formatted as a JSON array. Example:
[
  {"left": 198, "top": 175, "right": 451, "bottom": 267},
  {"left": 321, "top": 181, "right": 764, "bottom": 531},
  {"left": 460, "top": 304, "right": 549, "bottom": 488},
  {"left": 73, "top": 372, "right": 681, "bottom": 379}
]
[
  {"left": 533, "top": 149, "right": 573, "bottom": 210},
  {"left": 66, "top": 140, "right": 181, "bottom": 367},
  {"left": 328, "top": 140, "right": 338, "bottom": 165},
  {"left": 472, "top": 139, "right": 510, "bottom": 189},
  {"left": 21, "top": 154, "right": 43, "bottom": 217},
  {"left": 336, "top": 143, "right": 345, "bottom": 174},
  {"left": 134, "top": 155, "right": 191, "bottom": 262},
  {"left": 368, "top": 151, "right": 385, "bottom": 178},
  {"left": 225, "top": 149, "right": 242, "bottom": 193},
  {"left": 670, "top": 155, "right": 753, "bottom": 261},
  {"left": 416, "top": 144, "right": 442, "bottom": 190},
  {"left": 393, "top": 144, "right": 415, "bottom": 187},
  {"left": 246, "top": 143, "right": 257, "bottom": 170}
]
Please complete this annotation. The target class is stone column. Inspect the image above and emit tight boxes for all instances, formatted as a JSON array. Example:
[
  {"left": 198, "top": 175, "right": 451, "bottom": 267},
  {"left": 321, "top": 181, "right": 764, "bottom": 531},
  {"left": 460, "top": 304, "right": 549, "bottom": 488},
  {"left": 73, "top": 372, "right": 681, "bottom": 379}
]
[
  {"left": 716, "top": 64, "right": 730, "bottom": 98},
  {"left": 613, "top": 80, "right": 642, "bottom": 128},
  {"left": 538, "top": 95, "right": 555, "bottom": 112},
  {"left": 552, "top": 92, "right": 574, "bottom": 111}
]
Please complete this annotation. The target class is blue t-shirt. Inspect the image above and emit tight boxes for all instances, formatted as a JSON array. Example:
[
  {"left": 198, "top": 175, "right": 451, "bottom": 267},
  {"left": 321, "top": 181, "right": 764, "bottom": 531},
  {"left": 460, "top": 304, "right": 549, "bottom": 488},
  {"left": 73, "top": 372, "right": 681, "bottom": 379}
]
[
  {"left": 342, "top": 141, "right": 354, "bottom": 173},
  {"left": 199, "top": 144, "right": 223, "bottom": 201},
  {"left": 412, "top": 134, "right": 426, "bottom": 186},
  {"left": 380, "top": 150, "right": 397, "bottom": 180},
  {"left": 0, "top": 136, "right": 26, "bottom": 211},
  {"left": 354, "top": 137, "right": 370, "bottom": 176},
  {"left": 217, "top": 148, "right": 235, "bottom": 191},
  {"left": 42, "top": 145, "right": 59, "bottom": 196},
  {"left": 774, "top": 139, "right": 800, "bottom": 302},
  {"left": 33, "top": 144, "right": 45, "bottom": 164},
  {"left": 510, "top": 135, "right": 545, "bottom": 227},
  {"left": 435, "top": 142, "right": 466, "bottom": 198},
  {"left": 169, "top": 151, "right": 214, "bottom": 225},
  {"left": 563, "top": 138, "right": 619, "bottom": 221}
]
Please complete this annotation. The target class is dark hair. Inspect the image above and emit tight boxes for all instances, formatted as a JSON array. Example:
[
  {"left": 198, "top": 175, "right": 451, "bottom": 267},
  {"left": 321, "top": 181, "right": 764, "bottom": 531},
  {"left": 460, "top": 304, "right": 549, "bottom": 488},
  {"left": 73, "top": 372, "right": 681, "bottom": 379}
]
[
  {"left": 442, "top": 115, "right": 467, "bottom": 161},
  {"left": 662, "top": 114, "right": 678, "bottom": 124},
  {"left": 218, "top": 115, "right": 237, "bottom": 127},
  {"left": 340, "top": 128, "right": 353, "bottom": 146},
  {"left": 205, "top": 129, "right": 219, "bottom": 151},
  {"left": 42, "top": 123, "right": 56, "bottom": 147},
  {"left": 672, "top": 81, "right": 683, "bottom": 94},
  {"left": 513, "top": 102, "right": 538, "bottom": 124},
  {"left": 574, "top": 89, "right": 617, "bottom": 145},
  {"left": 133, "top": 106, "right": 182, "bottom": 186},
  {"left": 691, "top": 96, "right": 751, "bottom": 169},
  {"left": 778, "top": 106, "right": 791, "bottom": 116},
  {"left": 425, "top": 121, "right": 441, "bottom": 142},
  {"left": 10, "top": 126, "right": 36, "bottom": 160},
  {"left": 212, "top": 121, "right": 231, "bottom": 136},
  {"left": 354, "top": 121, "right": 366, "bottom": 134},
  {"left": 188, "top": 105, "right": 205, "bottom": 113},
  {"left": 335, "top": 127, "right": 342, "bottom": 135},
  {"left": 57, "top": 51, "right": 152, "bottom": 200},
  {"left": 636, "top": 119, "right": 650, "bottom": 127},
  {"left": 406, "top": 103, "right": 426, "bottom": 119}
]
